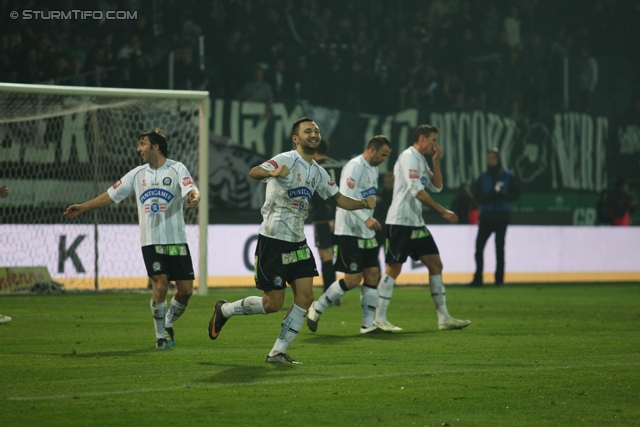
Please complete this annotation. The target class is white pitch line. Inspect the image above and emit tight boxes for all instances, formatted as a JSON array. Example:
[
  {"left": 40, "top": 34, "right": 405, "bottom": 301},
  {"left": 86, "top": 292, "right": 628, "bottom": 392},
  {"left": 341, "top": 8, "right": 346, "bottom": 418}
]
[{"left": 5, "top": 361, "right": 638, "bottom": 402}]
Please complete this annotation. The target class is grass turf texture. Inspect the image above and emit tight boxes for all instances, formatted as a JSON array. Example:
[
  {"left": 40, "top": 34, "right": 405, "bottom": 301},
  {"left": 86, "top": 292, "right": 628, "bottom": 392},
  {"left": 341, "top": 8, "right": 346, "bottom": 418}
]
[{"left": 1, "top": 283, "right": 638, "bottom": 427}]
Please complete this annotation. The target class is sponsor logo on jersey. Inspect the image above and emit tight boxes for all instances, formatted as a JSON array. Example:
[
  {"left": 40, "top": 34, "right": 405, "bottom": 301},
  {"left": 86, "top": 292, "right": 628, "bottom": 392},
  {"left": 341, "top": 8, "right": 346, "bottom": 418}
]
[
  {"left": 286, "top": 186, "right": 312, "bottom": 200},
  {"left": 145, "top": 203, "right": 166, "bottom": 213},
  {"left": 361, "top": 186, "right": 377, "bottom": 198},
  {"left": 409, "top": 169, "right": 419, "bottom": 179},
  {"left": 266, "top": 159, "right": 278, "bottom": 168},
  {"left": 139, "top": 189, "right": 175, "bottom": 203},
  {"left": 112, "top": 179, "right": 122, "bottom": 189},
  {"left": 163, "top": 177, "right": 172, "bottom": 186},
  {"left": 420, "top": 176, "right": 427, "bottom": 185},
  {"left": 292, "top": 199, "right": 308, "bottom": 211},
  {"left": 347, "top": 177, "right": 356, "bottom": 189},
  {"left": 182, "top": 177, "right": 194, "bottom": 187}
]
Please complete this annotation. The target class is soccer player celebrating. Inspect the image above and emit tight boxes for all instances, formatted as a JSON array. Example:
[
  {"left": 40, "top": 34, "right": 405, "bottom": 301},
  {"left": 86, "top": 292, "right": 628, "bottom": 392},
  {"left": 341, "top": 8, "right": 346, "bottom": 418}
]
[
  {"left": 375, "top": 125, "right": 471, "bottom": 332},
  {"left": 306, "top": 135, "right": 392, "bottom": 334},
  {"left": 64, "top": 129, "right": 200, "bottom": 349},
  {"left": 208, "top": 117, "right": 376, "bottom": 364}
]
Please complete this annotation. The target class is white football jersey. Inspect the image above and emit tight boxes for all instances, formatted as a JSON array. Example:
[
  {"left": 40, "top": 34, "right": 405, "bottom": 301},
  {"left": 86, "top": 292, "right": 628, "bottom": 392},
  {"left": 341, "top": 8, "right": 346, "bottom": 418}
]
[
  {"left": 386, "top": 146, "right": 442, "bottom": 226},
  {"left": 334, "top": 154, "right": 378, "bottom": 239},
  {"left": 258, "top": 150, "right": 339, "bottom": 242},
  {"left": 107, "top": 159, "right": 197, "bottom": 246}
]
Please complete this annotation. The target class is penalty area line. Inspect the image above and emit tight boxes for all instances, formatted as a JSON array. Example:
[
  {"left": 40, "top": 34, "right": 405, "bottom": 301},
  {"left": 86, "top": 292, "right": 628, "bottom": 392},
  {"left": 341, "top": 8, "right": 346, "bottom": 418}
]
[{"left": 5, "top": 361, "right": 638, "bottom": 402}]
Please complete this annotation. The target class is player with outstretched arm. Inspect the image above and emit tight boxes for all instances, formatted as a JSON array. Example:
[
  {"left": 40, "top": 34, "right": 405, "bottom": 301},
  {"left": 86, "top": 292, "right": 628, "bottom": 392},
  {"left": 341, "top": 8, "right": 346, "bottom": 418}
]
[
  {"left": 208, "top": 117, "right": 375, "bottom": 364},
  {"left": 64, "top": 129, "right": 200, "bottom": 349}
]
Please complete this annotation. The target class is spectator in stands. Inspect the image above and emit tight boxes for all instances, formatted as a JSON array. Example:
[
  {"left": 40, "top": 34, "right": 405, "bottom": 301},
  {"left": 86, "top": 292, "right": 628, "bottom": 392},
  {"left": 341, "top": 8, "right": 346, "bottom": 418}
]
[
  {"left": 268, "top": 58, "right": 295, "bottom": 102},
  {"left": 67, "top": 57, "right": 87, "bottom": 87},
  {"left": 85, "top": 47, "right": 114, "bottom": 87},
  {"left": 608, "top": 178, "right": 637, "bottom": 226},
  {"left": 238, "top": 65, "right": 273, "bottom": 104},
  {"left": 577, "top": 46, "right": 598, "bottom": 112},
  {"left": 174, "top": 46, "right": 209, "bottom": 91},
  {"left": 117, "top": 34, "right": 143, "bottom": 61}
]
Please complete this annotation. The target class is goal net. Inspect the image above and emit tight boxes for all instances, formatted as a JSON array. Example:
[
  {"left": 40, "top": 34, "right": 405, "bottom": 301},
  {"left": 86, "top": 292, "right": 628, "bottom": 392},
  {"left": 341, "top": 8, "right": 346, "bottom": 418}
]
[{"left": 0, "top": 83, "right": 209, "bottom": 293}]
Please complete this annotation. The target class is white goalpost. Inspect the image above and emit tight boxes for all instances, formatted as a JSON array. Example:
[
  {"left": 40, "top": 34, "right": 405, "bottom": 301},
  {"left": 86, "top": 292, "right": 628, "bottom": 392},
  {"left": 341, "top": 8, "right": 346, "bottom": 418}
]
[{"left": 0, "top": 83, "right": 210, "bottom": 295}]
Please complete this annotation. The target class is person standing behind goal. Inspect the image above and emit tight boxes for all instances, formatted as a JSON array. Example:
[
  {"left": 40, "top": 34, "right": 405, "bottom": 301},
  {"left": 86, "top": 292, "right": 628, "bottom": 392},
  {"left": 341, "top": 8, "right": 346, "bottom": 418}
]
[
  {"left": 375, "top": 124, "right": 471, "bottom": 332},
  {"left": 307, "top": 135, "right": 392, "bottom": 335},
  {"left": 208, "top": 117, "right": 376, "bottom": 364},
  {"left": 63, "top": 129, "right": 200, "bottom": 349}
]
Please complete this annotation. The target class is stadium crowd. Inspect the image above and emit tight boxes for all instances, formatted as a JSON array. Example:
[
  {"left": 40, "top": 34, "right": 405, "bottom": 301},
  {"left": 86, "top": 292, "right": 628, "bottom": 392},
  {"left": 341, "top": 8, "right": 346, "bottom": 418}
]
[{"left": 1, "top": 0, "right": 639, "bottom": 120}]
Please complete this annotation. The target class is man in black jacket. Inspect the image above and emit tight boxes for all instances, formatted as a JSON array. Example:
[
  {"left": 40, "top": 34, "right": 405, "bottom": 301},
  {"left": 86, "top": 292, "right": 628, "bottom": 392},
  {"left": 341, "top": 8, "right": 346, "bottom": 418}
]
[{"left": 470, "top": 148, "right": 520, "bottom": 287}]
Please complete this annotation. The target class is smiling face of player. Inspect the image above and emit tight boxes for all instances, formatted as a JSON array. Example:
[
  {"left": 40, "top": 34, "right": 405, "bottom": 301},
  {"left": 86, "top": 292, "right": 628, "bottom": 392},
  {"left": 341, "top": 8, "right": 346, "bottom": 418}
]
[
  {"left": 293, "top": 121, "right": 321, "bottom": 158},
  {"left": 137, "top": 136, "right": 160, "bottom": 167}
]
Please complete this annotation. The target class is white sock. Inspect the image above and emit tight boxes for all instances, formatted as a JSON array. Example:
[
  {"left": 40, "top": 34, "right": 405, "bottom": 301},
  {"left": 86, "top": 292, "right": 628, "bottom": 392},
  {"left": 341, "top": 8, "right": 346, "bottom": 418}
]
[
  {"left": 165, "top": 297, "right": 187, "bottom": 328},
  {"left": 361, "top": 285, "right": 378, "bottom": 328},
  {"left": 375, "top": 274, "right": 395, "bottom": 322},
  {"left": 150, "top": 300, "right": 167, "bottom": 339},
  {"left": 430, "top": 274, "right": 451, "bottom": 323},
  {"left": 222, "top": 296, "right": 267, "bottom": 318},
  {"left": 313, "top": 279, "right": 348, "bottom": 313},
  {"left": 269, "top": 303, "right": 307, "bottom": 356}
]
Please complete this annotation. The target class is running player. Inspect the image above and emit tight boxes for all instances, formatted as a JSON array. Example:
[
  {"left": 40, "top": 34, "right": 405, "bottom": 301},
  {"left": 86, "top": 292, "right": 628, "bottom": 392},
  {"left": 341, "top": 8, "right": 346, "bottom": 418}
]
[{"left": 208, "top": 117, "right": 376, "bottom": 364}]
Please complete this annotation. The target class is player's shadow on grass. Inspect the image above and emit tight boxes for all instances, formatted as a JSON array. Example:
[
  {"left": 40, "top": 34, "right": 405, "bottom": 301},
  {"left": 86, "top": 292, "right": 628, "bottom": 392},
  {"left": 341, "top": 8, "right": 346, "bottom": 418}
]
[
  {"left": 198, "top": 363, "right": 302, "bottom": 385},
  {"left": 301, "top": 330, "right": 430, "bottom": 344},
  {"left": 58, "top": 348, "right": 155, "bottom": 358}
]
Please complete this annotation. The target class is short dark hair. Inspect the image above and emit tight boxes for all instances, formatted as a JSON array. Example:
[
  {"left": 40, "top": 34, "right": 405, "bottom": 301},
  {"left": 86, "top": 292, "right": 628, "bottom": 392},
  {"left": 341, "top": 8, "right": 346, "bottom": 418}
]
[
  {"left": 317, "top": 138, "right": 329, "bottom": 155},
  {"left": 291, "top": 116, "right": 314, "bottom": 137},
  {"left": 413, "top": 124, "right": 439, "bottom": 142},
  {"left": 367, "top": 135, "right": 391, "bottom": 151},
  {"left": 139, "top": 128, "right": 168, "bottom": 157}
]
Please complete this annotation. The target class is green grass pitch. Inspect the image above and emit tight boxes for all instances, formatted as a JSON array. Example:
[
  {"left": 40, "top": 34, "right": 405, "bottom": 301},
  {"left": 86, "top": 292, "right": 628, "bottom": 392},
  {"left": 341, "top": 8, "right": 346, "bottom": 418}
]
[{"left": 1, "top": 283, "right": 638, "bottom": 426}]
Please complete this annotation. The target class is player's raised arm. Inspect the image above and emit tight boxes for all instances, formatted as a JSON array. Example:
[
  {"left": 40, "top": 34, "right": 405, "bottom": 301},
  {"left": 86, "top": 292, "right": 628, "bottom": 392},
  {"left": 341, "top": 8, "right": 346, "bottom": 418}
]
[
  {"left": 63, "top": 192, "right": 115, "bottom": 219},
  {"left": 249, "top": 163, "right": 290, "bottom": 180}
]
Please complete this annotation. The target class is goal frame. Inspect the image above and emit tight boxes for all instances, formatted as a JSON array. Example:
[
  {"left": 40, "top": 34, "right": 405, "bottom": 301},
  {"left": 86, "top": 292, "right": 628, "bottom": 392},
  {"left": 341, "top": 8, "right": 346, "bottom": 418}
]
[{"left": 0, "top": 82, "right": 210, "bottom": 296}]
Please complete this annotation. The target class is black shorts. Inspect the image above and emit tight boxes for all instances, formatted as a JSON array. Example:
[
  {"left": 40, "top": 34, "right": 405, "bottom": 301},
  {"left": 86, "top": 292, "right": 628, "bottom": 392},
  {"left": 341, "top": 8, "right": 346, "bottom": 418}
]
[
  {"left": 334, "top": 235, "right": 380, "bottom": 274},
  {"left": 384, "top": 225, "right": 439, "bottom": 265},
  {"left": 141, "top": 244, "right": 195, "bottom": 281},
  {"left": 313, "top": 221, "right": 334, "bottom": 249},
  {"left": 254, "top": 235, "right": 319, "bottom": 291}
]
